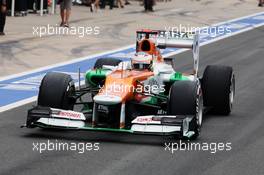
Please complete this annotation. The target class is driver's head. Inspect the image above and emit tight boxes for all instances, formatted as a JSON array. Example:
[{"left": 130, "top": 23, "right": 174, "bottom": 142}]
[{"left": 131, "top": 52, "right": 152, "bottom": 70}]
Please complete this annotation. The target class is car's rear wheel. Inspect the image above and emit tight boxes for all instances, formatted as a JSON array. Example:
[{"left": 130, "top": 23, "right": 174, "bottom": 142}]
[
  {"left": 38, "top": 72, "right": 76, "bottom": 110},
  {"left": 94, "top": 58, "right": 122, "bottom": 69},
  {"left": 167, "top": 80, "right": 203, "bottom": 140},
  {"left": 202, "top": 65, "right": 235, "bottom": 115}
]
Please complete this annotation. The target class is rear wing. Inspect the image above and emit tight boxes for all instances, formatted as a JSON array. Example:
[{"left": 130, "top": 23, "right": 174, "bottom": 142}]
[{"left": 136, "top": 30, "right": 200, "bottom": 76}]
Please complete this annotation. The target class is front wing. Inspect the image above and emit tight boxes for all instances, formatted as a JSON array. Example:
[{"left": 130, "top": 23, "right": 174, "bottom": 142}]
[{"left": 24, "top": 106, "right": 196, "bottom": 138}]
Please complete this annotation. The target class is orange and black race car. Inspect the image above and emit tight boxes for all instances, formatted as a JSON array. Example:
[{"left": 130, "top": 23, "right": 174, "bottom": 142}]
[{"left": 24, "top": 29, "right": 235, "bottom": 140}]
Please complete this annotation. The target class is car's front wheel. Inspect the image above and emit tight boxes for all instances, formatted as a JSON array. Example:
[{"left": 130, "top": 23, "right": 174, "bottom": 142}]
[
  {"left": 38, "top": 72, "right": 76, "bottom": 110},
  {"left": 167, "top": 80, "right": 203, "bottom": 140}
]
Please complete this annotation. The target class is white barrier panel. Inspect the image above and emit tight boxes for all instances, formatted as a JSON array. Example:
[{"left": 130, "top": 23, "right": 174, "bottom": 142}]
[
  {"left": 40, "top": 0, "right": 43, "bottom": 16},
  {"left": 11, "top": 0, "right": 15, "bottom": 16},
  {"left": 51, "top": 0, "right": 56, "bottom": 14}
]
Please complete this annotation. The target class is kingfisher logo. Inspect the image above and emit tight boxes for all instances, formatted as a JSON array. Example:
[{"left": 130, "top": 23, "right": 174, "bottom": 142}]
[
  {"left": 136, "top": 117, "right": 153, "bottom": 123},
  {"left": 58, "top": 111, "right": 82, "bottom": 119}
]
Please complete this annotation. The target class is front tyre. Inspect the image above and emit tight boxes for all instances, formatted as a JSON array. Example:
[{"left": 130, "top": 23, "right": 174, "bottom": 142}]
[
  {"left": 38, "top": 72, "right": 76, "bottom": 110},
  {"left": 167, "top": 81, "right": 203, "bottom": 140}
]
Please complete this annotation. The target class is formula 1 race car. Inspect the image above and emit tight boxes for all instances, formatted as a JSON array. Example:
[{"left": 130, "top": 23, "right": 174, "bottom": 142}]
[{"left": 24, "top": 29, "right": 235, "bottom": 140}]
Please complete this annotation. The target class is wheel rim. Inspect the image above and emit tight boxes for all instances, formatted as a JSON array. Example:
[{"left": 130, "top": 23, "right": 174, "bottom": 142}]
[
  {"left": 229, "top": 75, "right": 235, "bottom": 110},
  {"left": 64, "top": 82, "right": 76, "bottom": 110},
  {"left": 197, "top": 96, "right": 203, "bottom": 127}
]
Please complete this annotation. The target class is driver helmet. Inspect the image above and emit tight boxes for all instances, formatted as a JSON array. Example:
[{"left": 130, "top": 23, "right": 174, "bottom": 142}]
[{"left": 131, "top": 52, "right": 153, "bottom": 70}]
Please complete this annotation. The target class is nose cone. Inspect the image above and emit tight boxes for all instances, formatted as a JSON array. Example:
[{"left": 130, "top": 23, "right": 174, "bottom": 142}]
[{"left": 93, "top": 94, "right": 122, "bottom": 105}]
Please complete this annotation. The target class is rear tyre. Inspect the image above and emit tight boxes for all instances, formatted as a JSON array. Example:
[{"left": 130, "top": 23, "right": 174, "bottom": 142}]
[
  {"left": 94, "top": 58, "right": 122, "bottom": 69},
  {"left": 167, "top": 81, "right": 203, "bottom": 140},
  {"left": 38, "top": 72, "right": 76, "bottom": 110},
  {"left": 202, "top": 65, "right": 235, "bottom": 115}
]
